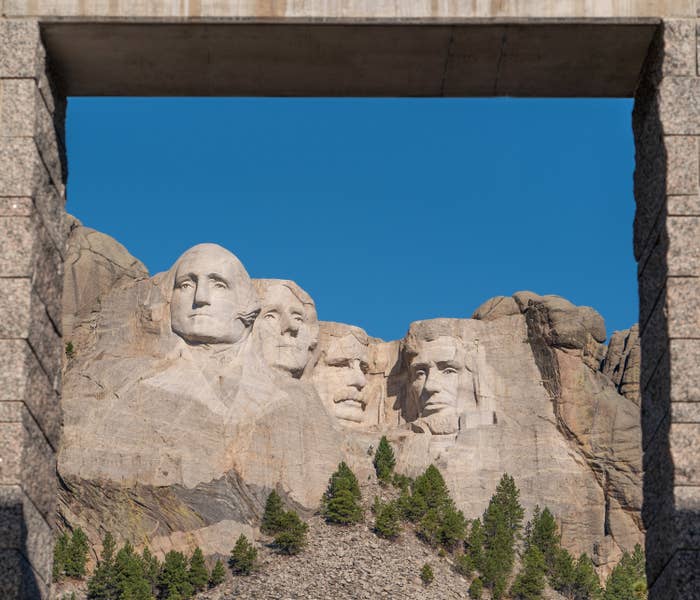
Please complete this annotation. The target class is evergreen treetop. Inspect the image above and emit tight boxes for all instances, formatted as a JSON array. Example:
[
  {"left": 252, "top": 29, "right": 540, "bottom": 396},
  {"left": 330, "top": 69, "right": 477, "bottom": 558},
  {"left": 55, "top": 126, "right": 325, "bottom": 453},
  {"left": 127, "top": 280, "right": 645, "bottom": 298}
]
[
  {"left": 510, "top": 545, "right": 547, "bottom": 600},
  {"left": 229, "top": 534, "right": 257, "bottom": 575},
  {"left": 261, "top": 490, "right": 287, "bottom": 535},
  {"left": 209, "top": 559, "right": 226, "bottom": 588},
  {"left": 159, "top": 550, "right": 193, "bottom": 600},
  {"left": 323, "top": 462, "right": 363, "bottom": 525},
  {"left": 373, "top": 436, "right": 396, "bottom": 482},
  {"left": 188, "top": 547, "right": 209, "bottom": 591}
]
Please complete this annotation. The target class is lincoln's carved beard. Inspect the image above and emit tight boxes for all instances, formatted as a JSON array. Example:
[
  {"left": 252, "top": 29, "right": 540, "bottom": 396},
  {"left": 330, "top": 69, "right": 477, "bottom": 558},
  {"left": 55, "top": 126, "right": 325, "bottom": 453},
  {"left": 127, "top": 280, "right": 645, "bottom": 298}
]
[
  {"left": 170, "top": 244, "right": 254, "bottom": 346},
  {"left": 313, "top": 334, "right": 369, "bottom": 426},
  {"left": 408, "top": 336, "right": 466, "bottom": 435}
]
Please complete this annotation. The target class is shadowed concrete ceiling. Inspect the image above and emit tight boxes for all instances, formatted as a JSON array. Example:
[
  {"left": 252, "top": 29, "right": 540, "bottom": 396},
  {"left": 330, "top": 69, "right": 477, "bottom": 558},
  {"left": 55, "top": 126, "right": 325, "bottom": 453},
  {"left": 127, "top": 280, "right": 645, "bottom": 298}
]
[{"left": 43, "top": 22, "right": 658, "bottom": 97}]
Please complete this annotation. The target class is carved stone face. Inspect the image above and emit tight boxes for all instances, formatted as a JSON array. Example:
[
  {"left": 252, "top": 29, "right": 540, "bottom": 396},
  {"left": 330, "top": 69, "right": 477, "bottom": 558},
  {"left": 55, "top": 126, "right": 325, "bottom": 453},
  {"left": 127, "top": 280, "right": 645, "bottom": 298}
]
[
  {"left": 170, "top": 244, "right": 253, "bottom": 345},
  {"left": 409, "top": 336, "right": 465, "bottom": 435},
  {"left": 255, "top": 283, "right": 318, "bottom": 376},
  {"left": 314, "top": 333, "right": 369, "bottom": 425}
]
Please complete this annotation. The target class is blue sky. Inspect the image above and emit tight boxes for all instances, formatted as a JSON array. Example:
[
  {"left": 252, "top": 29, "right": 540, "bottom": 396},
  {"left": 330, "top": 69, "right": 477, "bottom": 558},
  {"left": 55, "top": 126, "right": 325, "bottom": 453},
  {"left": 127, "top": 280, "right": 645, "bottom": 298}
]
[{"left": 66, "top": 97, "right": 637, "bottom": 341}]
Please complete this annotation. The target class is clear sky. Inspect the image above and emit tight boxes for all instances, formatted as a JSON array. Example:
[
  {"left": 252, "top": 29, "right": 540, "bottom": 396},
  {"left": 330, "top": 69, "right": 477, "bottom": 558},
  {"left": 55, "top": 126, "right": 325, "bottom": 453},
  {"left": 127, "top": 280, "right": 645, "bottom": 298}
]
[{"left": 66, "top": 97, "right": 637, "bottom": 342}]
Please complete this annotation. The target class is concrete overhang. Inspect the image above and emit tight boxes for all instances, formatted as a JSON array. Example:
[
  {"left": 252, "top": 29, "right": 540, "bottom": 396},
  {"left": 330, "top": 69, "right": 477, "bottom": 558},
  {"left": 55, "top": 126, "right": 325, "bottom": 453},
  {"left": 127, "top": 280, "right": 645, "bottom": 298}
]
[{"left": 42, "top": 21, "right": 658, "bottom": 97}]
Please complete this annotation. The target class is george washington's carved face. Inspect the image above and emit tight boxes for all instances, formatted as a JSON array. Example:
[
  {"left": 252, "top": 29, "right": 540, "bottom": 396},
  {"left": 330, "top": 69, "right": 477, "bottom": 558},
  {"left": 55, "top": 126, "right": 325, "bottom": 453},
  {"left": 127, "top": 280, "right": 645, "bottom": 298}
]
[
  {"left": 408, "top": 336, "right": 466, "bottom": 435},
  {"left": 170, "top": 244, "right": 254, "bottom": 345}
]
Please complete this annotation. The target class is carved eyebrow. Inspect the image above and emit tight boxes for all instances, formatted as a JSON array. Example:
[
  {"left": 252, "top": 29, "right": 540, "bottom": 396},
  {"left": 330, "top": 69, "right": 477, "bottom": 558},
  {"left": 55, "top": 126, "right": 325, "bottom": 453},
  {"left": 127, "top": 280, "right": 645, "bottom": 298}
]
[
  {"left": 175, "top": 273, "right": 197, "bottom": 284},
  {"left": 437, "top": 360, "right": 462, "bottom": 370},
  {"left": 412, "top": 362, "right": 430, "bottom": 371}
]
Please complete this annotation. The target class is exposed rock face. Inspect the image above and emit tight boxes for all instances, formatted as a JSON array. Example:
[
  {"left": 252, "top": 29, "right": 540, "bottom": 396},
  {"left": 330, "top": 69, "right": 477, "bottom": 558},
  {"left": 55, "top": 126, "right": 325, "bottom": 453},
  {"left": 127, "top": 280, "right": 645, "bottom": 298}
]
[{"left": 59, "top": 222, "right": 643, "bottom": 574}]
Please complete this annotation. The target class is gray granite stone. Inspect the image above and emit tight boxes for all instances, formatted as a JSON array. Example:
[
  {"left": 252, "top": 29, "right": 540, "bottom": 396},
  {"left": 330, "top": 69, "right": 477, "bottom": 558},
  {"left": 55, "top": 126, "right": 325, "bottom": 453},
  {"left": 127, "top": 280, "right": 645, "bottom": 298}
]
[
  {"left": 645, "top": 504, "right": 700, "bottom": 586},
  {"left": 26, "top": 291, "right": 61, "bottom": 389},
  {"left": 0, "top": 216, "right": 64, "bottom": 330},
  {"left": 0, "top": 278, "right": 32, "bottom": 338},
  {"left": 0, "top": 407, "right": 56, "bottom": 520},
  {"left": 670, "top": 338, "right": 700, "bottom": 402},
  {"left": 665, "top": 135, "right": 699, "bottom": 194},
  {"left": 640, "top": 288, "right": 669, "bottom": 391},
  {"left": 668, "top": 194, "right": 700, "bottom": 214},
  {"left": 667, "top": 276, "right": 700, "bottom": 338},
  {"left": 661, "top": 19, "right": 696, "bottom": 78},
  {"left": 0, "top": 485, "right": 53, "bottom": 586},
  {"left": 0, "top": 138, "right": 42, "bottom": 197},
  {"left": 0, "top": 78, "right": 35, "bottom": 137},
  {"left": 672, "top": 423, "right": 700, "bottom": 484},
  {"left": 659, "top": 76, "right": 700, "bottom": 135},
  {"left": 642, "top": 350, "right": 670, "bottom": 450},
  {"left": 0, "top": 548, "right": 48, "bottom": 599},
  {"left": 0, "top": 199, "right": 33, "bottom": 217},
  {"left": 673, "top": 402, "right": 700, "bottom": 422},
  {"left": 0, "top": 20, "right": 43, "bottom": 79},
  {"left": 667, "top": 215, "right": 700, "bottom": 275},
  {"left": 0, "top": 340, "right": 60, "bottom": 449},
  {"left": 648, "top": 549, "right": 700, "bottom": 599},
  {"left": 642, "top": 413, "right": 673, "bottom": 528},
  {"left": 638, "top": 219, "right": 668, "bottom": 329}
]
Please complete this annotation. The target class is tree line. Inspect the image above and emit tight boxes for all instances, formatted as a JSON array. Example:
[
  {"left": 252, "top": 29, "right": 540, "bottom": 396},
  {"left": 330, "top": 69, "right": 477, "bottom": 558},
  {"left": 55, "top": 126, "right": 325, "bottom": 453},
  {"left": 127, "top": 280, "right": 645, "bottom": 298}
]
[{"left": 54, "top": 435, "right": 647, "bottom": 600}]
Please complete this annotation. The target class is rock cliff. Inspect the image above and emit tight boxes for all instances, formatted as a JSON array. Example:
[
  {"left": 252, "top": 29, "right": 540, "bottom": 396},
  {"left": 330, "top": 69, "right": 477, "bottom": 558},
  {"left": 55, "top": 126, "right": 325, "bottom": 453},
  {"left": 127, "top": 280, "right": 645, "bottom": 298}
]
[{"left": 57, "top": 219, "right": 643, "bottom": 576}]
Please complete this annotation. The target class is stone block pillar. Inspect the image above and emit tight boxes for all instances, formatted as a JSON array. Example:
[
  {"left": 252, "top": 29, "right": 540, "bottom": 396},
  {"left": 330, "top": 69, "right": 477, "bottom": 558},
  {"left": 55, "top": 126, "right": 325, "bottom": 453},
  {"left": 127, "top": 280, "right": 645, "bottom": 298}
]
[
  {"left": 0, "top": 19, "right": 66, "bottom": 599},
  {"left": 634, "top": 18, "right": 700, "bottom": 600}
]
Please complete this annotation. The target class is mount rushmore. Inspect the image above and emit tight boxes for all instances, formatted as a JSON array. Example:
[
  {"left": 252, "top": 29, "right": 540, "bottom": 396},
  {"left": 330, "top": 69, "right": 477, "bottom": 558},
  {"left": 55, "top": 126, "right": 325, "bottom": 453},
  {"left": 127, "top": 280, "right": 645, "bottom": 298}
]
[{"left": 58, "top": 216, "right": 642, "bottom": 575}]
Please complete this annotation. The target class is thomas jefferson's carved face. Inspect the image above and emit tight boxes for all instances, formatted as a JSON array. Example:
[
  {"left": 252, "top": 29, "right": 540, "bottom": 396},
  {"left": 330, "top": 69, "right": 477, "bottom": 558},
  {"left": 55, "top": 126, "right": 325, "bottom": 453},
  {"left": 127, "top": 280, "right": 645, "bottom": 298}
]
[
  {"left": 170, "top": 245, "right": 250, "bottom": 345},
  {"left": 313, "top": 334, "right": 369, "bottom": 425},
  {"left": 255, "top": 284, "right": 318, "bottom": 377},
  {"left": 409, "top": 336, "right": 465, "bottom": 434}
]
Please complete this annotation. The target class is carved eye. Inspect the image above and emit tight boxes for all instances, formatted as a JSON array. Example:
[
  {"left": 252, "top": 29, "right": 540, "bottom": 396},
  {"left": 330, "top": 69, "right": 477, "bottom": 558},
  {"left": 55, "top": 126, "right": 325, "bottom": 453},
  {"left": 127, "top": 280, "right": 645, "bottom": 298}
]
[
  {"left": 263, "top": 311, "right": 278, "bottom": 321},
  {"left": 213, "top": 281, "right": 228, "bottom": 290},
  {"left": 414, "top": 369, "right": 427, "bottom": 379},
  {"left": 293, "top": 314, "right": 304, "bottom": 323},
  {"left": 178, "top": 281, "right": 194, "bottom": 290},
  {"left": 443, "top": 367, "right": 458, "bottom": 375}
]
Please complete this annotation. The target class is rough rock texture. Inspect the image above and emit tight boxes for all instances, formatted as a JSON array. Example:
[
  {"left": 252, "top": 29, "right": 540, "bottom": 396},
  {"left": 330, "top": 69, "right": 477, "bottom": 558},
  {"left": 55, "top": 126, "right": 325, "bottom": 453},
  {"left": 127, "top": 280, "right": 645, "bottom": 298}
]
[
  {"left": 58, "top": 224, "right": 643, "bottom": 579},
  {"left": 601, "top": 325, "right": 641, "bottom": 405},
  {"left": 62, "top": 214, "right": 148, "bottom": 344}
]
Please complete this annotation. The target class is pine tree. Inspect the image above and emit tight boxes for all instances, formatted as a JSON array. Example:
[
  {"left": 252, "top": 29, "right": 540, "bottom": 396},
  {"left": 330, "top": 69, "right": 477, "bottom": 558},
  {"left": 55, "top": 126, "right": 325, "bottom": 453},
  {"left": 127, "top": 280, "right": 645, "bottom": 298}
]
[
  {"left": 113, "top": 540, "right": 152, "bottom": 600},
  {"left": 209, "top": 559, "right": 226, "bottom": 588},
  {"left": 604, "top": 547, "right": 646, "bottom": 600},
  {"left": 159, "top": 550, "right": 193, "bottom": 599},
  {"left": 188, "top": 547, "right": 209, "bottom": 591},
  {"left": 527, "top": 506, "right": 559, "bottom": 572},
  {"left": 53, "top": 532, "right": 70, "bottom": 580},
  {"left": 64, "top": 527, "right": 89, "bottom": 578},
  {"left": 454, "top": 552, "right": 473, "bottom": 578},
  {"left": 465, "top": 519, "right": 485, "bottom": 575},
  {"left": 510, "top": 545, "right": 547, "bottom": 600},
  {"left": 438, "top": 505, "right": 467, "bottom": 551},
  {"left": 469, "top": 577, "right": 484, "bottom": 599},
  {"left": 373, "top": 436, "right": 396, "bottom": 483},
  {"left": 481, "top": 473, "right": 524, "bottom": 600},
  {"left": 573, "top": 553, "right": 602, "bottom": 600},
  {"left": 87, "top": 532, "right": 117, "bottom": 600},
  {"left": 141, "top": 547, "right": 160, "bottom": 596},
  {"left": 274, "top": 511, "right": 308, "bottom": 555},
  {"left": 229, "top": 535, "right": 257, "bottom": 575},
  {"left": 261, "top": 490, "right": 287, "bottom": 535},
  {"left": 420, "top": 563, "right": 434, "bottom": 585},
  {"left": 410, "top": 465, "right": 452, "bottom": 518},
  {"left": 373, "top": 499, "right": 401, "bottom": 539},
  {"left": 323, "top": 462, "right": 363, "bottom": 525},
  {"left": 550, "top": 547, "right": 577, "bottom": 596}
]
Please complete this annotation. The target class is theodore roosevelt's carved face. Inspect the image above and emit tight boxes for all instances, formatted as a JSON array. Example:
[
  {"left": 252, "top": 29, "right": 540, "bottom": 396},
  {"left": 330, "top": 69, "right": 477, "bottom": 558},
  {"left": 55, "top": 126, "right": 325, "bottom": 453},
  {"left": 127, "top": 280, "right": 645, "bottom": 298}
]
[
  {"left": 255, "top": 283, "right": 318, "bottom": 377},
  {"left": 313, "top": 330, "right": 369, "bottom": 425},
  {"left": 170, "top": 244, "right": 254, "bottom": 345},
  {"left": 408, "top": 336, "right": 466, "bottom": 435}
]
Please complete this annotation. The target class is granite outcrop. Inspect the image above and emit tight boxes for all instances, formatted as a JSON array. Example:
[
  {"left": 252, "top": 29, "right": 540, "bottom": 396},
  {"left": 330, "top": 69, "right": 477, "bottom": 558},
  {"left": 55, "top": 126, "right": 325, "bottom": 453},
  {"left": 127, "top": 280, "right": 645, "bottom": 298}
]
[{"left": 58, "top": 220, "right": 643, "bottom": 575}]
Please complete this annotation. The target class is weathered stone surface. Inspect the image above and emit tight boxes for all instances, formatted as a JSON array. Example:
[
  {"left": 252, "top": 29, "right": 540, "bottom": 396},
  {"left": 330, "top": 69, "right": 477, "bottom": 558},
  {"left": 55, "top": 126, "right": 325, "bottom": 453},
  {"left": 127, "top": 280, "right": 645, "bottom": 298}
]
[
  {"left": 668, "top": 194, "right": 700, "bottom": 214},
  {"left": 0, "top": 549, "right": 48, "bottom": 599},
  {"left": 0, "top": 19, "right": 44, "bottom": 79},
  {"left": 470, "top": 295, "right": 519, "bottom": 320},
  {"left": 667, "top": 276, "right": 700, "bottom": 337},
  {"left": 648, "top": 549, "right": 700, "bottom": 600},
  {"left": 62, "top": 214, "right": 148, "bottom": 341},
  {"left": 670, "top": 338, "right": 700, "bottom": 402},
  {"left": 603, "top": 325, "right": 640, "bottom": 404}
]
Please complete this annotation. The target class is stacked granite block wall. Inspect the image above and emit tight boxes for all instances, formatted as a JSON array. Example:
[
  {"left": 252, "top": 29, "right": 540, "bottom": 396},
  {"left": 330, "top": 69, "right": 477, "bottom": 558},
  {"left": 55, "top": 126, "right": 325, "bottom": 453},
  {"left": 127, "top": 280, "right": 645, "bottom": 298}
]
[
  {"left": 634, "top": 18, "right": 700, "bottom": 600},
  {"left": 0, "top": 19, "right": 66, "bottom": 599}
]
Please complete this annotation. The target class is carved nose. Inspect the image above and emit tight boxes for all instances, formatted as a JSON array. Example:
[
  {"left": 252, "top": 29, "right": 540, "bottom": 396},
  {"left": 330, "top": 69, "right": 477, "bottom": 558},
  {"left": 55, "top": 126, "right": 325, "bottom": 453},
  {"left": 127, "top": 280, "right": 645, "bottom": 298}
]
[
  {"left": 349, "top": 363, "right": 367, "bottom": 390},
  {"left": 193, "top": 281, "right": 211, "bottom": 306},
  {"left": 281, "top": 314, "right": 300, "bottom": 336},
  {"left": 423, "top": 374, "right": 441, "bottom": 396}
]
